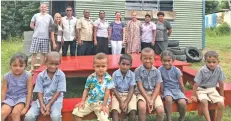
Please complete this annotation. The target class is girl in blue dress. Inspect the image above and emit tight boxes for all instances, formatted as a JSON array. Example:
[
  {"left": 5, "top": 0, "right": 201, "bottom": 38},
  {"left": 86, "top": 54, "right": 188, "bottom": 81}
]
[
  {"left": 158, "top": 50, "right": 187, "bottom": 121},
  {"left": 1, "top": 53, "right": 33, "bottom": 121}
]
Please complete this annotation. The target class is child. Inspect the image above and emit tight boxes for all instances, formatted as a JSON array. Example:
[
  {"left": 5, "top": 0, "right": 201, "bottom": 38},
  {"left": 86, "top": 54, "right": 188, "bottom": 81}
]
[
  {"left": 111, "top": 54, "right": 136, "bottom": 121},
  {"left": 135, "top": 47, "right": 164, "bottom": 121},
  {"left": 24, "top": 51, "right": 66, "bottom": 121},
  {"left": 72, "top": 53, "right": 114, "bottom": 121},
  {"left": 159, "top": 50, "right": 187, "bottom": 121},
  {"left": 191, "top": 51, "right": 225, "bottom": 121},
  {"left": 1, "top": 52, "right": 33, "bottom": 121}
]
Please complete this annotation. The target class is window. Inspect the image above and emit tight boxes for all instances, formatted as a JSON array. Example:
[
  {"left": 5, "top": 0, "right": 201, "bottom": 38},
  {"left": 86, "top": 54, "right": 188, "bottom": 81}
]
[{"left": 125, "top": 0, "right": 173, "bottom": 11}]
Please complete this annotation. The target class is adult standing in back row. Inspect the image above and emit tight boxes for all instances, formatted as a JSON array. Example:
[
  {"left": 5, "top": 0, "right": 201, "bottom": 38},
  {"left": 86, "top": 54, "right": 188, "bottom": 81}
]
[
  {"left": 62, "top": 6, "right": 77, "bottom": 56},
  {"left": 94, "top": 10, "right": 109, "bottom": 54},
  {"left": 109, "top": 11, "right": 126, "bottom": 54},
  {"left": 154, "top": 11, "right": 172, "bottom": 55},
  {"left": 30, "top": 3, "right": 53, "bottom": 72},
  {"left": 77, "top": 9, "right": 94, "bottom": 55}
]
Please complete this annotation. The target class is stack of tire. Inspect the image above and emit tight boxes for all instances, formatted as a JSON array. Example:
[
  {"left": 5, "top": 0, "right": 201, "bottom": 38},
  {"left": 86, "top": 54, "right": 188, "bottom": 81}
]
[{"left": 167, "top": 40, "right": 203, "bottom": 62}]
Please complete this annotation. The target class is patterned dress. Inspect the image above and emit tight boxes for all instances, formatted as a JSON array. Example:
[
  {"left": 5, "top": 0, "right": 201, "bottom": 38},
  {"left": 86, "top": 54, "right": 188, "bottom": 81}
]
[
  {"left": 2, "top": 71, "right": 30, "bottom": 106},
  {"left": 126, "top": 20, "right": 141, "bottom": 53}
]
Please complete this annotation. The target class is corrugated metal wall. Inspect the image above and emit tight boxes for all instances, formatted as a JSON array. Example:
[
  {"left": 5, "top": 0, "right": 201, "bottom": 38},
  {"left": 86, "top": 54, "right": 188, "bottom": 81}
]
[
  {"left": 170, "top": 0, "right": 203, "bottom": 49},
  {"left": 75, "top": 0, "right": 125, "bottom": 23}
]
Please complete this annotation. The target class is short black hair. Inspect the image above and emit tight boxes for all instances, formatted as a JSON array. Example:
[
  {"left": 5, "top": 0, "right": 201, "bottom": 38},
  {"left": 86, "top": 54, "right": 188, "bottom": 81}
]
[
  {"left": 157, "top": 11, "right": 165, "bottom": 17},
  {"left": 99, "top": 10, "right": 105, "bottom": 15},
  {"left": 204, "top": 51, "right": 219, "bottom": 60},
  {"left": 145, "top": 13, "right": 151, "bottom": 18},
  {"left": 10, "top": 52, "right": 28, "bottom": 67},
  {"left": 160, "top": 50, "right": 175, "bottom": 60},
  {"left": 119, "top": 54, "right": 132, "bottom": 64},
  {"left": 66, "top": 6, "right": 72, "bottom": 10}
]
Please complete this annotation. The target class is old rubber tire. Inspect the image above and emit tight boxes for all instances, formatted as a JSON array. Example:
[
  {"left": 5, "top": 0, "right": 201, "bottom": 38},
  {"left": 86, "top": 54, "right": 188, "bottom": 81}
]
[
  {"left": 174, "top": 54, "right": 187, "bottom": 61},
  {"left": 185, "top": 47, "right": 203, "bottom": 62},
  {"left": 168, "top": 47, "right": 181, "bottom": 50},
  {"left": 168, "top": 40, "right": 179, "bottom": 47},
  {"left": 167, "top": 48, "right": 185, "bottom": 55}
]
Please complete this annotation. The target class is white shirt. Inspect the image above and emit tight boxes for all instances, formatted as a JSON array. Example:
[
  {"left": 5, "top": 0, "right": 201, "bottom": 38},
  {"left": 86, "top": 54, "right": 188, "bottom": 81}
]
[
  {"left": 141, "top": 22, "right": 156, "bottom": 43},
  {"left": 62, "top": 16, "right": 77, "bottom": 41},
  {"left": 94, "top": 18, "right": 109, "bottom": 38}
]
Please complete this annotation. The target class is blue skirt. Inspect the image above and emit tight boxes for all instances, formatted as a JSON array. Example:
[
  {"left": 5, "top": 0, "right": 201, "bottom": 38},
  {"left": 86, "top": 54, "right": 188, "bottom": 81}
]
[{"left": 163, "top": 88, "right": 186, "bottom": 100}]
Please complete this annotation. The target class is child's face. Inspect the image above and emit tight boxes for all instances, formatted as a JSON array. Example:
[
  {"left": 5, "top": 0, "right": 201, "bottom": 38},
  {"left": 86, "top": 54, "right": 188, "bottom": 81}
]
[
  {"left": 46, "top": 57, "right": 60, "bottom": 73},
  {"left": 119, "top": 59, "right": 131, "bottom": 74},
  {"left": 141, "top": 52, "right": 155, "bottom": 69},
  {"left": 161, "top": 56, "right": 174, "bottom": 70},
  {"left": 205, "top": 56, "right": 219, "bottom": 71},
  {"left": 11, "top": 58, "right": 26, "bottom": 75},
  {"left": 94, "top": 58, "right": 108, "bottom": 77}
]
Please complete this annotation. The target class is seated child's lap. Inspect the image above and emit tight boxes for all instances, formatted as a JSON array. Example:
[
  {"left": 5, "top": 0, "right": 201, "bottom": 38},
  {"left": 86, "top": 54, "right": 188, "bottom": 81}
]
[
  {"left": 137, "top": 92, "right": 163, "bottom": 109},
  {"left": 72, "top": 102, "right": 109, "bottom": 119},
  {"left": 163, "top": 88, "right": 187, "bottom": 101},
  {"left": 111, "top": 93, "right": 137, "bottom": 113},
  {"left": 197, "top": 87, "right": 224, "bottom": 103}
]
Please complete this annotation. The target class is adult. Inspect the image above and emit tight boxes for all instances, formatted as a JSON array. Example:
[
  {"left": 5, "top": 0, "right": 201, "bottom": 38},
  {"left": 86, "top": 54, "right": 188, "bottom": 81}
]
[
  {"left": 62, "top": 6, "right": 77, "bottom": 56},
  {"left": 141, "top": 14, "right": 156, "bottom": 50},
  {"left": 154, "top": 11, "right": 172, "bottom": 55},
  {"left": 94, "top": 10, "right": 109, "bottom": 54},
  {"left": 77, "top": 9, "right": 94, "bottom": 55},
  {"left": 50, "top": 13, "right": 63, "bottom": 52},
  {"left": 126, "top": 11, "right": 141, "bottom": 54},
  {"left": 30, "top": 3, "right": 53, "bottom": 72},
  {"left": 109, "top": 11, "right": 125, "bottom": 54}
]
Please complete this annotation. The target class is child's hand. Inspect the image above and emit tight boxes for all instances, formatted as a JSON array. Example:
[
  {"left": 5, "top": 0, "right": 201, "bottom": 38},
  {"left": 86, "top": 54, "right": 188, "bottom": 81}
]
[
  {"left": 100, "top": 105, "right": 108, "bottom": 115},
  {"left": 40, "top": 104, "right": 46, "bottom": 116},
  {"left": 45, "top": 104, "right": 51, "bottom": 115},
  {"left": 122, "top": 100, "right": 128, "bottom": 112},
  {"left": 147, "top": 99, "right": 154, "bottom": 113},
  {"left": 21, "top": 107, "right": 28, "bottom": 116},
  {"left": 75, "top": 101, "right": 85, "bottom": 109},
  {"left": 191, "top": 96, "right": 198, "bottom": 102}
]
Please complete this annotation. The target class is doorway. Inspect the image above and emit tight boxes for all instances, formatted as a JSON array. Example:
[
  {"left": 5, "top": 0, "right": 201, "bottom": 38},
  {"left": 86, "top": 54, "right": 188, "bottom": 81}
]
[{"left": 50, "top": 1, "right": 75, "bottom": 17}]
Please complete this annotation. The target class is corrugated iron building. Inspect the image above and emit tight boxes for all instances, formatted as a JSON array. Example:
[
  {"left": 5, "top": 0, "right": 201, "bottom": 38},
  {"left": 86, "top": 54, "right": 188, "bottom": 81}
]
[{"left": 43, "top": 0, "right": 205, "bottom": 49}]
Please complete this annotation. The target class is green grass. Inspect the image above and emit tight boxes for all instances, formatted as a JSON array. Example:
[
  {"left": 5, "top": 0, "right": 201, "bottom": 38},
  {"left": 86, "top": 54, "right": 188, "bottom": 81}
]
[{"left": 1, "top": 35, "right": 231, "bottom": 121}]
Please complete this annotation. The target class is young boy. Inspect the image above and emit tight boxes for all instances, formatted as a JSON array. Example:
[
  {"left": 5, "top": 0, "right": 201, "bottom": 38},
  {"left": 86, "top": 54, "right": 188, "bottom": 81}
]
[
  {"left": 25, "top": 51, "right": 66, "bottom": 121},
  {"left": 111, "top": 54, "right": 136, "bottom": 121},
  {"left": 72, "top": 53, "right": 114, "bottom": 121},
  {"left": 135, "top": 47, "right": 164, "bottom": 121},
  {"left": 191, "top": 51, "right": 226, "bottom": 121}
]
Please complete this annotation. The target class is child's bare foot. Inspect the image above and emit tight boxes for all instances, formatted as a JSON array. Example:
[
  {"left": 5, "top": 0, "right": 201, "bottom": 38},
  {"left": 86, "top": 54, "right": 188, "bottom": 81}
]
[{"left": 178, "top": 117, "right": 185, "bottom": 121}]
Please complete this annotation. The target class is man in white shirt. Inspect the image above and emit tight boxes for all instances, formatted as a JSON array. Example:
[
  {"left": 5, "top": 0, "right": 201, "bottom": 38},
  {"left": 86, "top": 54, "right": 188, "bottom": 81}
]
[
  {"left": 30, "top": 3, "right": 53, "bottom": 71},
  {"left": 62, "top": 6, "right": 77, "bottom": 56}
]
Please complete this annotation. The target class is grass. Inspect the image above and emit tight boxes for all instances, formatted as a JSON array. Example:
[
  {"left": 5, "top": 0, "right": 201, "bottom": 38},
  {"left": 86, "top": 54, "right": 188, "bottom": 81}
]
[{"left": 1, "top": 35, "right": 231, "bottom": 121}]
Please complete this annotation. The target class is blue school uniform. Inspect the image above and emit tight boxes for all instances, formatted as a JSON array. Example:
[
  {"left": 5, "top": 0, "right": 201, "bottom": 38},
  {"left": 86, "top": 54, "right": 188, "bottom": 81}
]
[
  {"left": 25, "top": 69, "right": 66, "bottom": 121},
  {"left": 159, "top": 66, "right": 186, "bottom": 100},
  {"left": 2, "top": 71, "right": 30, "bottom": 106}
]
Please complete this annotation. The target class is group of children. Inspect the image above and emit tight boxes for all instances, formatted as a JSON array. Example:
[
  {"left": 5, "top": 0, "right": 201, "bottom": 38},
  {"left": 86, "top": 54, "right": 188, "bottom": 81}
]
[{"left": 1, "top": 47, "right": 226, "bottom": 121}]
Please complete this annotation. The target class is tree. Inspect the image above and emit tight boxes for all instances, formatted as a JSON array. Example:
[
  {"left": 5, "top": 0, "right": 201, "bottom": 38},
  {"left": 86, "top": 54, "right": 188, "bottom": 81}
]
[
  {"left": 1, "top": 1, "right": 40, "bottom": 40},
  {"left": 219, "top": 0, "right": 230, "bottom": 10},
  {"left": 205, "top": 0, "right": 220, "bottom": 14}
]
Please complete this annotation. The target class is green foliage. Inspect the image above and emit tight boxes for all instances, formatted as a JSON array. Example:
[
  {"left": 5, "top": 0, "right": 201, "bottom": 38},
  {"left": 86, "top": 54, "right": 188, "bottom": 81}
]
[
  {"left": 219, "top": 0, "right": 231, "bottom": 10},
  {"left": 206, "top": 22, "right": 231, "bottom": 37},
  {"left": 1, "top": 1, "right": 40, "bottom": 40},
  {"left": 205, "top": 0, "right": 220, "bottom": 14}
]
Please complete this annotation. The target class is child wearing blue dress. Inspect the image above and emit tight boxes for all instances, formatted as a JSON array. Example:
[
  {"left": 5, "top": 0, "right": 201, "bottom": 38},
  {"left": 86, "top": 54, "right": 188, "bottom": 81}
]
[
  {"left": 1, "top": 53, "right": 33, "bottom": 121},
  {"left": 159, "top": 50, "right": 187, "bottom": 121}
]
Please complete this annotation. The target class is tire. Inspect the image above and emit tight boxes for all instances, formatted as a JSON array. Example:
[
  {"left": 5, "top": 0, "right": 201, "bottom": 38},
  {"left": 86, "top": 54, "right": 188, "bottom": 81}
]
[
  {"left": 174, "top": 54, "right": 187, "bottom": 61},
  {"left": 168, "top": 47, "right": 181, "bottom": 50},
  {"left": 185, "top": 47, "right": 203, "bottom": 62},
  {"left": 167, "top": 48, "right": 185, "bottom": 55},
  {"left": 168, "top": 40, "right": 179, "bottom": 47}
]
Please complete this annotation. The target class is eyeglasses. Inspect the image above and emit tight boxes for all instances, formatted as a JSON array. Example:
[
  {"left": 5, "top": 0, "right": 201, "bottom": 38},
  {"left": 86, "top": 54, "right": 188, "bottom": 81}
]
[{"left": 66, "top": 10, "right": 72, "bottom": 12}]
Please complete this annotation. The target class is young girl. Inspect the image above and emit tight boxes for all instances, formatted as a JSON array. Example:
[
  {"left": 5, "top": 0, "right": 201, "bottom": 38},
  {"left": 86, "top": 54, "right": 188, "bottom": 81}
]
[
  {"left": 1, "top": 52, "right": 33, "bottom": 121},
  {"left": 158, "top": 50, "right": 187, "bottom": 121}
]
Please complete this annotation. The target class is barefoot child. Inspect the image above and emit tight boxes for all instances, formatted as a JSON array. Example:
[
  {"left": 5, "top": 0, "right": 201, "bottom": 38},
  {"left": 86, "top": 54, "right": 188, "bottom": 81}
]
[
  {"left": 111, "top": 54, "right": 136, "bottom": 121},
  {"left": 72, "top": 53, "right": 114, "bottom": 121},
  {"left": 135, "top": 47, "right": 165, "bottom": 121},
  {"left": 191, "top": 51, "right": 225, "bottom": 121},
  {"left": 25, "top": 51, "right": 66, "bottom": 121},
  {"left": 1, "top": 53, "right": 33, "bottom": 121},
  {"left": 159, "top": 50, "right": 187, "bottom": 121}
]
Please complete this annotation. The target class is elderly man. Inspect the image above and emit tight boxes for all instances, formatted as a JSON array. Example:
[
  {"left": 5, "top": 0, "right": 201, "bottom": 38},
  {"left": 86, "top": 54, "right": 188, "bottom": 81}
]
[
  {"left": 30, "top": 3, "right": 53, "bottom": 71},
  {"left": 76, "top": 9, "right": 94, "bottom": 55},
  {"left": 62, "top": 6, "right": 77, "bottom": 56}
]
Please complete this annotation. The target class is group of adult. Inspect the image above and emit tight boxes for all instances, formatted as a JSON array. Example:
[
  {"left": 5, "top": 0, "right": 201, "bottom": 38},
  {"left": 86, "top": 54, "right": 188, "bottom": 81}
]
[{"left": 29, "top": 3, "right": 172, "bottom": 71}]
